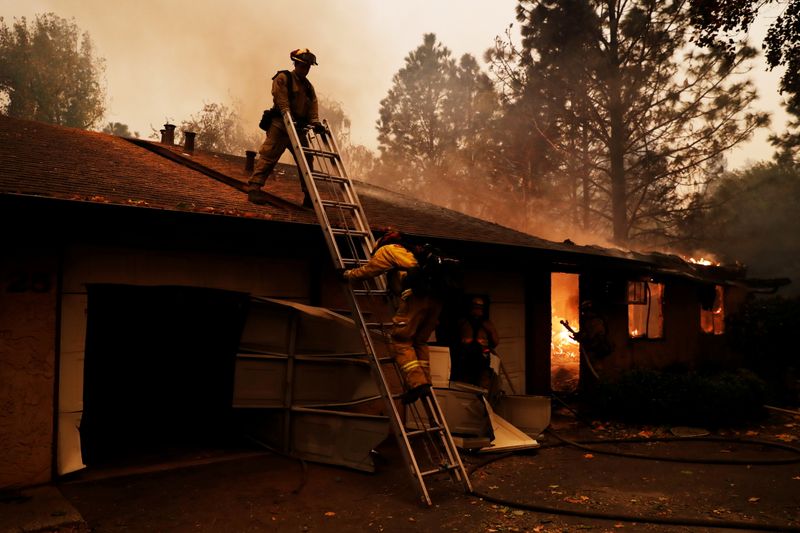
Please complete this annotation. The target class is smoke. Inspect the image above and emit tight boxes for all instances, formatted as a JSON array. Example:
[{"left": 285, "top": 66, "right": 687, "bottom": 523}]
[{"left": 0, "top": 0, "right": 518, "bottom": 151}]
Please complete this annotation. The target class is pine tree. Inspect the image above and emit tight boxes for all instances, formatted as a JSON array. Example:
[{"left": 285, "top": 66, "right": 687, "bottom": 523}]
[{"left": 487, "top": 0, "right": 768, "bottom": 246}]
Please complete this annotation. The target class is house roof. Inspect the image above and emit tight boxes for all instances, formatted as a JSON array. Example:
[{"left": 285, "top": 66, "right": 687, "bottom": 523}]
[
  {"left": 0, "top": 115, "right": 753, "bottom": 285},
  {"left": 0, "top": 115, "right": 570, "bottom": 249}
]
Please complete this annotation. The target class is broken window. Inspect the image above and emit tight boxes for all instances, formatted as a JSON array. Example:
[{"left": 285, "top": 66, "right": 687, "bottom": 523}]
[
  {"left": 700, "top": 285, "right": 725, "bottom": 335},
  {"left": 627, "top": 281, "right": 664, "bottom": 339}
]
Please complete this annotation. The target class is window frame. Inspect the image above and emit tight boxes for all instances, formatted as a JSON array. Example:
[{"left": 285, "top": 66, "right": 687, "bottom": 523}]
[
  {"left": 700, "top": 284, "right": 725, "bottom": 335},
  {"left": 627, "top": 280, "right": 665, "bottom": 339}
]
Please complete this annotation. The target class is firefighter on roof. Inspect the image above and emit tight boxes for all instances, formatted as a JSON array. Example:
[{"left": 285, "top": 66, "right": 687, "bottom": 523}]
[
  {"left": 342, "top": 228, "right": 441, "bottom": 404},
  {"left": 248, "top": 48, "right": 324, "bottom": 208}
]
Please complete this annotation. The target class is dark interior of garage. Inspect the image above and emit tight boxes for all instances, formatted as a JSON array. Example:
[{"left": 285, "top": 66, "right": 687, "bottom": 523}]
[{"left": 80, "top": 284, "right": 250, "bottom": 466}]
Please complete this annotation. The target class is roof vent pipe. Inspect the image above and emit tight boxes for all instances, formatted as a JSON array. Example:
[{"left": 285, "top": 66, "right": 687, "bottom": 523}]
[
  {"left": 163, "top": 123, "right": 176, "bottom": 145},
  {"left": 245, "top": 150, "right": 256, "bottom": 172},
  {"left": 183, "top": 131, "right": 196, "bottom": 153},
  {"left": 160, "top": 129, "right": 166, "bottom": 144}
]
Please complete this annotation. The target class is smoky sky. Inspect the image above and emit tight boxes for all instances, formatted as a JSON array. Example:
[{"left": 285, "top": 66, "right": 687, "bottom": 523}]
[
  {"left": 1, "top": 0, "right": 517, "bottom": 147},
  {"left": 0, "top": 0, "right": 787, "bottom": 166}
]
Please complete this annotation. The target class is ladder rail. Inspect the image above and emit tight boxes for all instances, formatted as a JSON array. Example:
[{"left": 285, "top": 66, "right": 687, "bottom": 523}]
[
  {"left": 281, "top": 110, "right": 470, "bottom": 506},
  {"left": 282, "top": 114, "right": 374, "bottom": 272}
]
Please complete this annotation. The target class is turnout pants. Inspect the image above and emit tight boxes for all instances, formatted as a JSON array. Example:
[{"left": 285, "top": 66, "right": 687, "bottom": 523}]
[
  {"left": 250, "top": 120, "right": 312, "bottom": 197},
  {"left": 390, "top": 293, "right": 443, "bottom": 390}
]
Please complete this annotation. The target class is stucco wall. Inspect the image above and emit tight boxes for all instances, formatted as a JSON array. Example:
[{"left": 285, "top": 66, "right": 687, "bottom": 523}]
[{"left": 0, "top": 248, "right": 57, "bottom": 488}]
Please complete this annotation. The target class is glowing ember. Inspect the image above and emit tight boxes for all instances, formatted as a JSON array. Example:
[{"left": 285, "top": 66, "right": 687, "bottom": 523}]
[{"left": 687, "top": 257, "right": 717, "bottom": 266}]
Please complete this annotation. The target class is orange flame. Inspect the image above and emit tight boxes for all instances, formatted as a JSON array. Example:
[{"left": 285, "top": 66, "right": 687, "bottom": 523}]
[{"left": 687, "top": 257, "right": 718, "bottom": 266}]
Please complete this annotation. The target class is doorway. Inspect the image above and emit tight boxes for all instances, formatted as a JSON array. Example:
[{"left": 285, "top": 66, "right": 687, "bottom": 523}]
[
  {"left": 551, "top": 273, "right": 580, "bottom": 393},
  {"left": 79, "top": 284, "right": 250, "bottom": 466}
]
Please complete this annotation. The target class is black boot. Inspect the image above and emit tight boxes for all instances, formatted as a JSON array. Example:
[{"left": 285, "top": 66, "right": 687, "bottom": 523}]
[
  {"left": 402, "top": 384, "right": 432, "bottom": 404},
  {"left": 247, "top": 185, "right": 270, "bottom": 205}
]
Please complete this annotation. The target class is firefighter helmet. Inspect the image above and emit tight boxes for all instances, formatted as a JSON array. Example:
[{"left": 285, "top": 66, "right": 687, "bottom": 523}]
[
  {"left": 373, "top": 227, "right": 403, "bottom": 252},
  {"left": 290, "top": 48, "right": 318, "bottom": 66}
]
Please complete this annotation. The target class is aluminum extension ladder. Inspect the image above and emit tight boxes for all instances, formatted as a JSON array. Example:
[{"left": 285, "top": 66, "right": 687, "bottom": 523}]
[{"left": 282, "top": 111, "right": 472, "bottom": 506}]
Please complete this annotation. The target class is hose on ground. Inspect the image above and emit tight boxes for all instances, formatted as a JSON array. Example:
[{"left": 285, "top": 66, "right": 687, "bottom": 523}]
[{"left": 466, "top": 397, "right": 800, "bottom": 531}]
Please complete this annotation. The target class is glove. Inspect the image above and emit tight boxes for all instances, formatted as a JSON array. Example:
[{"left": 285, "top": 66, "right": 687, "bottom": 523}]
[{"left": 311, "top": 122, "right": 326, "bottom": 135}]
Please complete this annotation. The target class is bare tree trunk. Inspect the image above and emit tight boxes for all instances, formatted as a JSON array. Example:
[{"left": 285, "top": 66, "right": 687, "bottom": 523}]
[
  {"left": 581, "top": 126, "right": 591, "bottom": 231},
  {"left": 607, "top": 0, "right": 628, "bottom": 245}
]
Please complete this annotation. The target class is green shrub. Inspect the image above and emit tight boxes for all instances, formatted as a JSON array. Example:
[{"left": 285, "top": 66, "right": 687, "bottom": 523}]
[
  {"left": 727, "top": 296, "right": 800, "bottom": 405},
  {"left": 588, "top": 368, "right": 767, "bottom": 427}
]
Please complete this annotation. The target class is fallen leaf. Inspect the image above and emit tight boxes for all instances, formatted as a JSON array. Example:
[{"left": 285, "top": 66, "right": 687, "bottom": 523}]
[
  {"left": 614, "top": 524, "right": 625, "bottom": 528},
  {"left": 775, "top": 434, "right": 797, "bottom": 442},
  {"left": 638, "top": 430, "right": 653, "bottom": 438},
  {"left": 793, "top": 476, "right": 800, "bottom": 480},
  {"left": 584, "top": 453, "right": 594, "bottom": 459},
  {"left": 324, "top": 511, "right": 336, "bottom": 517},
  {"left": 748, "top": 497, "right": 760, "bottom": 503},
  {"left": 564, "top": 495, "right": 590, "bottom": 504},
  {"left": 745, "top": 430, "right": 759, "bottom": 436},
  {"left": 680, "top": 470, "right": 693, "bottom": 475},
  {"left": 408, "top": 517, "right": 416, "bottom": 522}
]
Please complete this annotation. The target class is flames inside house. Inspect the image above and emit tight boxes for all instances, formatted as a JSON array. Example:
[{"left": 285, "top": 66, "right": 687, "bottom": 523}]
[
  {"left": 627, "top": 280, "right": 665, "bottom": 338},
  {"left": 551, "top": 273, "right": 580, "bottom": 393}
]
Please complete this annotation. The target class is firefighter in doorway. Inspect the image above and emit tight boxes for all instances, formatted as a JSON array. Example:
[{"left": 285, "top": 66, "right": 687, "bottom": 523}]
[
  {"left": 248, "top": 48, "right": 325, "bottom": 208},
  {"left": 456, "top": 296, "right": 500, "bottom": 389},
  {"left": 574, "top": 300, "right": 613, "bottom": 360},
  {"left": 573, "top": 300, "right": 613, "bottom": 392},
  {"left": 341, "top": 228, "right": 440, "bottom": 404}
]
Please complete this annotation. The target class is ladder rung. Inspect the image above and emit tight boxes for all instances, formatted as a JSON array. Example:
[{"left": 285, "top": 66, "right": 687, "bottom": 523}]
[
  {"left": 420, "top": 464, "right": 459, "bottom": 477},
  {"left": 321, "top": 200, "right": 358, "bottom": 210},
  {"left": 406, "top": 426, "right": 444, "bottom": 438},
  {"left": 312, "top": 173, "right": 349, "bottom": 184},
  {"left": 353, "top": 289, "right": 390, "bottom": 297},
  {"left": 304, "top": 147, "right": 339, "bottom": 159},
  {"left": 365, "top": 322, "right": 394, "bottom": 329},
  {"left": 331, "top": 228, "right": 370, "bottom": 238}
]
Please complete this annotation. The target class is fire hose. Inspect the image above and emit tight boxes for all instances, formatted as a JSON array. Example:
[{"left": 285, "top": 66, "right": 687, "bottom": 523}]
[{"left": 468, "top": 406, "right": 800, "bottom": 532}]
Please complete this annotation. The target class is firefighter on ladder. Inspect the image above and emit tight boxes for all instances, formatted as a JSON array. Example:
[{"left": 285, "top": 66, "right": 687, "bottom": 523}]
[
  {"left": 341, "top": 228, "right": 439, "bottom": 404},
  {"left": 248, "top": 48, "right": 325, "bottom": 208}
]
